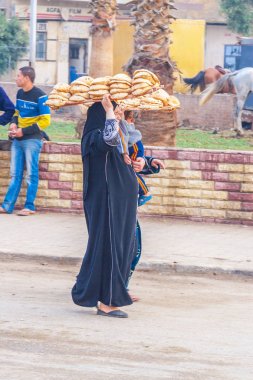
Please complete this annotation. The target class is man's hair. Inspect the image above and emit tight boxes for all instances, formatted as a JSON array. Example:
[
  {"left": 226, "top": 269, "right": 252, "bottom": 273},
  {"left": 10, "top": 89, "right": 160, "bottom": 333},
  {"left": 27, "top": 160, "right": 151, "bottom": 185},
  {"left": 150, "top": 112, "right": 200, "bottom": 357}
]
[
  {"left": 124, "top": 110, "right": 134, "bottom": 120},
  {"left": 19, "top": 66, "right": 35, "bottom": 83}
]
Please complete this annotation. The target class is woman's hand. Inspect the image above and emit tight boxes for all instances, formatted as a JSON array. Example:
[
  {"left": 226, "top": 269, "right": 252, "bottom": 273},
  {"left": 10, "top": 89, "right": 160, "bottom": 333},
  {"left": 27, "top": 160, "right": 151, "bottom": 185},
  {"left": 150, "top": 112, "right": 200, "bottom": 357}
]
[
  {"left": 114, "top": 105, "right": 124, "bottom": 121},
  {"left": 151, "top": 158, "right": 165, "bottom": 169},
  {"left": 132, "top": 157, "right": 145, "bottom": 172},
  {"left": 123, "top": 153, "right": 131, "bottom": 165},
  {"left": 102, "top": 94, "right": 113, "bottom": 113}
]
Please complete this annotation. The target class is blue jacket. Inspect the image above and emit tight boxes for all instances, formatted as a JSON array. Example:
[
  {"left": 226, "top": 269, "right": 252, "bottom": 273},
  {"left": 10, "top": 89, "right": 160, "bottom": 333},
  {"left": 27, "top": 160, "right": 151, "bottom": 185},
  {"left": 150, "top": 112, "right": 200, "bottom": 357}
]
[{"left": 0, "top": 87, "right": 15, "bottom": 126}]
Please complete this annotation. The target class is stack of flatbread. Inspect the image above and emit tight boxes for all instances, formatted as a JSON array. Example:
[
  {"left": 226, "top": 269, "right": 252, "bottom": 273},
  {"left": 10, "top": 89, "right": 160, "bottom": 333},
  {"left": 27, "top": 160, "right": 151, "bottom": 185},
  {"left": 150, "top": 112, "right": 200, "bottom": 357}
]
[
  {"left": 45, "top": 83, "right": 71, "bottom": 108},
  {"left": 117, "top": 97, "right": 141, "bottom": 109},
  {"left": 109, "top": 74, "right": 132, "bottom": 101},
  {"left": 167, "top": 95, "right": 180, "bottom": 110},
  {"left": 88, "top": 76, "right": 111, "bottom": 101},
  {"left": 131, "top": 69, "right": 160, "bottom": 97},
  {"left": 45, "top": 69, "right": 180, "bottom": 112},
  {"left": 152, "top": 89, "right": 180, "bottom": 110},
  {"left": 69, "top": 76, "right": 94, "bottom": 104},
  {"left": 139, "top": 95, "right": 163, "bottom": 110}
]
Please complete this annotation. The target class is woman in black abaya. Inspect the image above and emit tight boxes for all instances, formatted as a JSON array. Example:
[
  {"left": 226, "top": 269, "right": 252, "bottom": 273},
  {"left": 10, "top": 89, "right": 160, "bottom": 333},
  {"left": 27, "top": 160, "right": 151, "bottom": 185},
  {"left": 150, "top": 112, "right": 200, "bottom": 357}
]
[{"left": 72, "top": 95, "right": 138, "bottom": 318}]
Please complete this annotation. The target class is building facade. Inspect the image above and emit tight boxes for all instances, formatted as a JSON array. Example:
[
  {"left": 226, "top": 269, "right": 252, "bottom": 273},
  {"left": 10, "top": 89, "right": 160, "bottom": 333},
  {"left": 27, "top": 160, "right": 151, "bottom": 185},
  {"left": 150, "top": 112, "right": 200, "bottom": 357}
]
[{"left": 0, "top": 0, "right": 240, "bottom": 86}]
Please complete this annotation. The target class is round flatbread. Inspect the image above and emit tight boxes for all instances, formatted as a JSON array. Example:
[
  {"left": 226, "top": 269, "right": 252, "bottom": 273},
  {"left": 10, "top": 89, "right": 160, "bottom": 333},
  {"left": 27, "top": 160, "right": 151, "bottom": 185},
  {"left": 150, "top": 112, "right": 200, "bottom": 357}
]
[
  {"left": 49, "top": 92, "right": 71, "bottom": 100},
  {"left": 138, "top": 104, "right": 162, "bottom": 110},
  {"left": 46, "top": 99, "right": 66, "bottom": 107},
  {"left": 132, "top": 83, "right": 153, "bottom": 91},
  {"left": 54, "top": 83, "right": 71, "bottom": 92},
  {"left": 72, "top": 76, "right": 94, "bottom": 86},
  {"left": 132, "top": 87, "right": 152, "bottom": 97},
  {"left": 118, "top": 98, "right": 141, "bottom": 109},
  {"left": 152, "top": 89, "right": 170, "bottom": 105},
  {"left": 89, "top": 89, "right": 109, "bottom": 96},
  {"left": 140, "top": 96, "right": 163, "bottom": 107},
  {"left": 167, "top": 95, "right": 180, "bottom": 108},
  {"left": 110, "top": 82, "right": 132, "bottom": 89},
  {"left": 92, "top": 76, "right": 111, "bottom": 85},
  {"left": 110, "top": 92, "right": 129, "bottom": 100},
  {"left": 49, "top": 95, "right": 69, "bottom": 101},
  {"left": 111, "top": 73, "right": 132, "bottom": 83},
  {"left": 110, "top": 88, "right": 131, "bottom": 95},
  {"left": 133, "top": 69, "right": 160, "bottom": 85},
  {"left": 132, "top": 78, "right": 154, "bottom": 87},
  {"left": 70, "top": 84, "right": 90, "bottom": 92},
  {"left": 89, "top": 84, "right": 110, "bottom": 91},
  {"left": 109, "top": 79, "right": 132, "bottom": 86},
  {"left": 69, "top": 93, "right": 90, "bottom": 102}
]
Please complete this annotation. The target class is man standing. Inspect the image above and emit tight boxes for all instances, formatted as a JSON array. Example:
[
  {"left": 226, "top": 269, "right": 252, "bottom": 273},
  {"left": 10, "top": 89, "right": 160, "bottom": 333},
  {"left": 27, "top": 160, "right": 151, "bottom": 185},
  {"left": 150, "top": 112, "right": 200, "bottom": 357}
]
[
  {"left": 0, "top": 66, "right": 51, "bottom": 216},
  {"left": 0, "top": 87, "right": 15, "bottom": 126}
]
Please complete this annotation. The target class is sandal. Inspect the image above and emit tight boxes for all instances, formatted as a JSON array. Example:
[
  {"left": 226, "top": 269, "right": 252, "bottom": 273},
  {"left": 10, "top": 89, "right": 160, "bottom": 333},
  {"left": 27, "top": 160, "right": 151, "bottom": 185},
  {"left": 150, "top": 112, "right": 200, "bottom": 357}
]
[
  {"left": 97, "top": 308, "right": 128, "bottom": 318},
  {"left": 138, "top": 194, "right": 153, "bottom": 207},
  {"left": 17, "top": 208, "right": 35, "bottom": 216},
  {"left": 0, "top": 206, "right": 7, "bottom": 214}
]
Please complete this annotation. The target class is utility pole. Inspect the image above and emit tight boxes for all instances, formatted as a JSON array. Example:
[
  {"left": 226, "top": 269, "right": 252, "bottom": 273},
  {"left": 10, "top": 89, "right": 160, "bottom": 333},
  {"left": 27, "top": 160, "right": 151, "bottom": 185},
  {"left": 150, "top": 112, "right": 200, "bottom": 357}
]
[{"left": 29, "top": 0, "right": 37, "bottom": 67}]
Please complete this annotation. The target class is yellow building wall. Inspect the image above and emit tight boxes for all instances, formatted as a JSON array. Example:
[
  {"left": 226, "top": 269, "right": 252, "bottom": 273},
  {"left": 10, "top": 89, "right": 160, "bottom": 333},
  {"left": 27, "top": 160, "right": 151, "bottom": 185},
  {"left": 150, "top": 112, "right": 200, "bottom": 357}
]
[
  {"left": 113, "top": 19, "right": 205, "bottom": 93},
  {"left": 170, "top": 19, "right": 205, "bottom": 92},
  {"left": 113, "top": 20, "right": 134, "bottom": 74}
]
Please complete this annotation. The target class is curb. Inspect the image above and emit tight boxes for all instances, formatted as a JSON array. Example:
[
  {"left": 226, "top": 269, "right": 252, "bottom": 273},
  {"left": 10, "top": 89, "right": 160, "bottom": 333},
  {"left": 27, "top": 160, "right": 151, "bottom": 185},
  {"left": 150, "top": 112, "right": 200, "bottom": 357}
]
[{"left": 1, "top": 251, "right": 253, "bottom": 278}]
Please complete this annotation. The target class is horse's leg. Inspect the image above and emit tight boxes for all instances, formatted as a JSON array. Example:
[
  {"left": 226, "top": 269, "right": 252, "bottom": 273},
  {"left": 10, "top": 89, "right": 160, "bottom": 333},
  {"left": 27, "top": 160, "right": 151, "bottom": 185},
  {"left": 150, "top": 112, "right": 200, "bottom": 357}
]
[{"left": 234, "top": 95, "right": 247, "bottom": 135}]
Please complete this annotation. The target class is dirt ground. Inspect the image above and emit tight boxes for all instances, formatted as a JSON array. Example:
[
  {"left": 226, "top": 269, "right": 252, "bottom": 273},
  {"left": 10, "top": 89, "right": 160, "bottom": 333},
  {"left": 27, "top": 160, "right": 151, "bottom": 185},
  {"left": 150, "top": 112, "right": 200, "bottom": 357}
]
[{"left": 1, "top": 259, "right": 253, "bottom": 380}]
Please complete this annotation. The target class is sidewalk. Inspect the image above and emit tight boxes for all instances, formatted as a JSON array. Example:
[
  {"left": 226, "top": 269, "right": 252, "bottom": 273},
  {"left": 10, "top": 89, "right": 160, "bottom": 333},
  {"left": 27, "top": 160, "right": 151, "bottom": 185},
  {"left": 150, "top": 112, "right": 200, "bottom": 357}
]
[{"left": 0, "top": 212, "right": 253, "bottom": 276}]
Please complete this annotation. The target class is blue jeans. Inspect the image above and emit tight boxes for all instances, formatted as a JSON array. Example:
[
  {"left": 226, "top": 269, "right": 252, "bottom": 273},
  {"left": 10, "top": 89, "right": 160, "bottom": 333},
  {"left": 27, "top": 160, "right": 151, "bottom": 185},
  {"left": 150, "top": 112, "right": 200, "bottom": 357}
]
[{"left": 2, "top": 139, "right": 43, "bottom": 213}]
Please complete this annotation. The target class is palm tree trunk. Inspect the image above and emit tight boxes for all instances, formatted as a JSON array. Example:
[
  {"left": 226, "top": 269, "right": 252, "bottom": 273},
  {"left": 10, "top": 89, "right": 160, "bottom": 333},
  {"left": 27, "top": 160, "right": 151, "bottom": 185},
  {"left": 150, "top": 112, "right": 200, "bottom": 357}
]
[
  {"left": 124, "top": 0, "right": 178, "bottom": 147},
  {"left": 89, "top": 0, "right": 117, "bottom": 78}
]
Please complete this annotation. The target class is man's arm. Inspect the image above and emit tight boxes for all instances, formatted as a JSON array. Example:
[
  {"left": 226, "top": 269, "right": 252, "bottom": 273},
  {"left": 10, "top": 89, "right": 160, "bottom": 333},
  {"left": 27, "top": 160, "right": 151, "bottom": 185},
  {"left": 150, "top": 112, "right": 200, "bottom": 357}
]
[
  {"left": 36, "top": 94, "right": 51, "bottom": 130},
  {"left": 0, "top": 87, "right": 15, "bottom": 126}
]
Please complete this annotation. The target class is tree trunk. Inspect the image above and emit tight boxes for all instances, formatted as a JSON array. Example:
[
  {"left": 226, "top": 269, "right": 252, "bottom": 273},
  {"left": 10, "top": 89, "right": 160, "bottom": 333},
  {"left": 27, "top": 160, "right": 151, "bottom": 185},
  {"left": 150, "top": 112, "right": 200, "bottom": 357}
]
[
  {"left": 124, "top": 0, "right": 178, "bottom": 147},
  {"left": 134, "top": 110, "right": 177, "bottom": 147},
  {"left": 89, "top": 0, "right": 117, "bottom": 77},
  {"left": 89, "top": 35, "right": 114, "bottom": 77}
]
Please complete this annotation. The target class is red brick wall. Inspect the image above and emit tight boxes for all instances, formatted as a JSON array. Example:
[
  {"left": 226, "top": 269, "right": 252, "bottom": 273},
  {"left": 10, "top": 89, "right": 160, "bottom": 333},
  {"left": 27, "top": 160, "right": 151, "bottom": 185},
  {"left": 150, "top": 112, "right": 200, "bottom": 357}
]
[
  {"left": 176, "top": 93, "right": 236, "bottom": 130},
  {"left": 1, "top": 142, "right": 253, "bottom": 225}
]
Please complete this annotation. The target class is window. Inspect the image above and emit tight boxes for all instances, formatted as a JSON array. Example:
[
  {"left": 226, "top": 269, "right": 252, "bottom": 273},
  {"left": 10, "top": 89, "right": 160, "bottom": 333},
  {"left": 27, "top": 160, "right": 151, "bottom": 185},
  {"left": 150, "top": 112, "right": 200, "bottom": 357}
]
[
  {"left": 224, "top": 45, "right": 241, "bottom": 71},
  {"left": 70, "top": 46, "right": 80, "bottom": 59},
  {"left": 36, "top": 32, "right": 47, "bottom": 60}
]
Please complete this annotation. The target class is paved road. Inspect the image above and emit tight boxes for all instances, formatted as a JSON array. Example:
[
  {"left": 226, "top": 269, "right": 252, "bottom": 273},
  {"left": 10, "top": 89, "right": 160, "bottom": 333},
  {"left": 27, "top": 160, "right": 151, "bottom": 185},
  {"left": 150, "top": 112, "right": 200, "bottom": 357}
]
[
  {"left": 1, "top": 259, "right": 253, "bottom": 380},
  {"left": 0, "top": 213, "right": 253, "bottom": 275}
]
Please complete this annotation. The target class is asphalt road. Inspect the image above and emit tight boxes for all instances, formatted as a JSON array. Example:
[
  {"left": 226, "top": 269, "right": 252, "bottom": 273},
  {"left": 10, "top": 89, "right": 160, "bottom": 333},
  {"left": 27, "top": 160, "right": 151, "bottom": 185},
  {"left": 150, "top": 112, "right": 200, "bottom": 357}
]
[{"left": 1, "top": 259, "right": 253, "bottom": 380}]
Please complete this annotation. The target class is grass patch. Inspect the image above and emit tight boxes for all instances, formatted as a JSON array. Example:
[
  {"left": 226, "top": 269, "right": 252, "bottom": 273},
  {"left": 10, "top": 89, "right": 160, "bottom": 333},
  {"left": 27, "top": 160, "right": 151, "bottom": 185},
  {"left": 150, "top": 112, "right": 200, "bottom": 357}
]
[
  {"left": 0, "top": 120, "right": 79, "bottom": 143},
  {"left": 1, "top": 120, "right": 253, "bottom": 151},
  {"left": 176, "top": 129, "right": 253, "bottom": 151},
  {"left": 43, "top": 120, "right": 79, "bottom": 142}
]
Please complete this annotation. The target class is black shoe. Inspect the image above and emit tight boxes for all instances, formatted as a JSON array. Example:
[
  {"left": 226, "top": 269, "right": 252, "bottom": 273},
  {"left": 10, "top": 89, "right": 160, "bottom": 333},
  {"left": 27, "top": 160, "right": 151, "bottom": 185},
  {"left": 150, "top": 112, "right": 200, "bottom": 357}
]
[{"left": 97, "top": 308, "right": 128, "bottom": 318}]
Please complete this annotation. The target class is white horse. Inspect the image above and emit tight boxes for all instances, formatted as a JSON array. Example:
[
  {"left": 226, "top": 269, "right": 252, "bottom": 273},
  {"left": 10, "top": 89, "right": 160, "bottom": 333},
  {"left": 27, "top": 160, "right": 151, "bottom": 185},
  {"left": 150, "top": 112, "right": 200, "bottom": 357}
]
[{"left": 199, "top": 67, "right": 253, "bottom": 135}]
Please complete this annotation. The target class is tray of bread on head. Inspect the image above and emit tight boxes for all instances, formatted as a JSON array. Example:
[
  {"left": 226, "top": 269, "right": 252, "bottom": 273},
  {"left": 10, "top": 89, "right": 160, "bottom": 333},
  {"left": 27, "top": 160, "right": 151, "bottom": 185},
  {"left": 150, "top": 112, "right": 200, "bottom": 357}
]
[{"left": 45, "top": 69, "right": 180, "bottom": 112}]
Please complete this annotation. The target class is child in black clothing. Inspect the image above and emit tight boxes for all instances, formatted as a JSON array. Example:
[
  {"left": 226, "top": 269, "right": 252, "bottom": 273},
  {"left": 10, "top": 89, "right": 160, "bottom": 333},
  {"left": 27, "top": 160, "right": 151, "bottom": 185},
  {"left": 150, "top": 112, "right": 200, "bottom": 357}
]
[{"left": 123, "top": 110, "right": 152, "bottom": 207}]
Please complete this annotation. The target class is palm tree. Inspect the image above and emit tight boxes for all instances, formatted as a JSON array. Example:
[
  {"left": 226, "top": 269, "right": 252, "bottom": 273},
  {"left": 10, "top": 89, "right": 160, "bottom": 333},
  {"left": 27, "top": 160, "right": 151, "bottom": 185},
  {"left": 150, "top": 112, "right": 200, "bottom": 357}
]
[
  {"left": 75, "top": 0, "right": 117, "bottom": 137},
  {"left": 124, "top": 0, "right": 177, "bottom": 147},
  {"left": 89, "top": 0, "right": 117, "bottom": 77}
]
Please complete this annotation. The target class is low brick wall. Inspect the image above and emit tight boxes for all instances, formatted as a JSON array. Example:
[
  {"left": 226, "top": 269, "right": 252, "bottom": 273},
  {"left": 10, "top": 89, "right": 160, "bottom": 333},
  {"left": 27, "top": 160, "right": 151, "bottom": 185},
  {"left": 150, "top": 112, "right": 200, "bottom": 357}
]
[
  {"left": 0, "top": 142, "right": 83, "bottom": 213},
  {"left": 176, "top": 93, "right": 236, "bottom": 130},
  {"left": 1, "top": 141, "right": 253, "bottom": 225}
]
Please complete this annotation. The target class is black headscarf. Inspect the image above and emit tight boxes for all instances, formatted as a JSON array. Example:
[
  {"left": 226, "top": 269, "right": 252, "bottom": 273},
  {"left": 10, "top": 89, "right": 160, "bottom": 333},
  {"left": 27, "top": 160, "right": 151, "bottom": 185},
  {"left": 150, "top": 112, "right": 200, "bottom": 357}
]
[
  {"left": 83, "top": 102, "right": 106, "bottom": 137},
  {"left": 83, "top": 101, "right": 117, "bottom": 137}
]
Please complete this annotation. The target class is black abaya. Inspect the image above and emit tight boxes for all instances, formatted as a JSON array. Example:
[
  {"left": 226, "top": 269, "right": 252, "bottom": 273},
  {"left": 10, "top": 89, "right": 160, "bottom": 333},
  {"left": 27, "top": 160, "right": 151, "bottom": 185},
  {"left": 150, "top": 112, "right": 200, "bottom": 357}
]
[{"left": 72, "top": 103, "right": 138, "bottom": 307}]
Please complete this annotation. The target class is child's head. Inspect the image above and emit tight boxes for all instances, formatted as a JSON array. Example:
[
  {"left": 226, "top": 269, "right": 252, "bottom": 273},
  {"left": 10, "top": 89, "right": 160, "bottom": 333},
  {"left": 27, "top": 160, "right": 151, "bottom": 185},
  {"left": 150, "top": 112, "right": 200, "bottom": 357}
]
[{"left": 124, "top": 110, "right": 135, "bottom": 124}]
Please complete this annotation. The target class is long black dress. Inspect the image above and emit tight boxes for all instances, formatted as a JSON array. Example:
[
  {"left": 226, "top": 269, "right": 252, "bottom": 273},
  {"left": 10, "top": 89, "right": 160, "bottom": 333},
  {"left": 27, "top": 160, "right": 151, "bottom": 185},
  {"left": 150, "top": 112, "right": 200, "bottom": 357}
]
[{"left": 72, "top": 103, "right": 138, "bottom": 308}]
